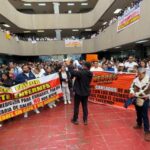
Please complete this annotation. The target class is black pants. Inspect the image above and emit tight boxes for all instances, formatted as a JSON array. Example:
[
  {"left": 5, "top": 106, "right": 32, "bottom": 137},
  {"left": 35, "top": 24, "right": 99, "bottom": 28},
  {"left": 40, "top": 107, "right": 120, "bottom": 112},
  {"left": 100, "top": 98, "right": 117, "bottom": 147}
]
[
  {"left": 73, "top": 94, "right": 88, "bottom": 122},
  {"left": 135, "top": 99, "right": 150, "bottom": 132}
]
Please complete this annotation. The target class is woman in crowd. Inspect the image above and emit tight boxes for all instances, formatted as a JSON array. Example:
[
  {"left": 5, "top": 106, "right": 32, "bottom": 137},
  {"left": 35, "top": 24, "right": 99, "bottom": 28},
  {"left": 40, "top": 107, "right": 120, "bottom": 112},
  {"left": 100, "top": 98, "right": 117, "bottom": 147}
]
[
  {"left": 0, "top": 73, "right": 16, "bottom": 127},
  {"left": 140, "top": 60, "right": 147, "bottom": 69},
  {"left": 0, "top": 73, "right": 16, "bottom": 87},
  {"left": 59, "top": 65, "right": 71, "bottom": 104}
]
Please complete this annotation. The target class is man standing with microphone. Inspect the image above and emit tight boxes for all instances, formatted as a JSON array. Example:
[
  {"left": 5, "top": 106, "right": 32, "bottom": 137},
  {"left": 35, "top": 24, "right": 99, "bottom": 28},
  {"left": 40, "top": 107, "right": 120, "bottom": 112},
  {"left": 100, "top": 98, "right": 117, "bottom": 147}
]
[{"left": 69, "top": 62, "right": 93, "bottom": 125}]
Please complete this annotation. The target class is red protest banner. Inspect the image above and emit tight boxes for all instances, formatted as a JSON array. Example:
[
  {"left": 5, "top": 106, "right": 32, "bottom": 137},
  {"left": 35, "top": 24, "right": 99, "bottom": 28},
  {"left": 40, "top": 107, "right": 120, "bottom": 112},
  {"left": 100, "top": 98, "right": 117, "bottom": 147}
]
[
  {"left": 0, "top": 73, "right": 63, "bottom": 121},
  {"left": 89, "top": 72, "right": 136, "bottom": 109}
]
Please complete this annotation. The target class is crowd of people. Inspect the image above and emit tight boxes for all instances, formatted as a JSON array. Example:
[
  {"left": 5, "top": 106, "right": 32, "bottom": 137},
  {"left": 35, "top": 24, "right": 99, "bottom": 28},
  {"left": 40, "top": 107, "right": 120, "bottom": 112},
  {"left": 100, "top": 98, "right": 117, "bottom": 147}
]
[
  {"left": 0, "top": 56, "right": 150, "bottom": 88},
  {"left": 0, "top": 56, "right": 150, "bottom": 141}
]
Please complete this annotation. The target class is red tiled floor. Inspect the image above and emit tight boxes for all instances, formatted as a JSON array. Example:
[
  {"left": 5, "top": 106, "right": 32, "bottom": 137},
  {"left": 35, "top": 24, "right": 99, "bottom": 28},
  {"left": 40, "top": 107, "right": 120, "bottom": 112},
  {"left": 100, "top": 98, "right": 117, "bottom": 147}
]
[{"left": 0, "top": 102, "right": 150, "bottom": 150}]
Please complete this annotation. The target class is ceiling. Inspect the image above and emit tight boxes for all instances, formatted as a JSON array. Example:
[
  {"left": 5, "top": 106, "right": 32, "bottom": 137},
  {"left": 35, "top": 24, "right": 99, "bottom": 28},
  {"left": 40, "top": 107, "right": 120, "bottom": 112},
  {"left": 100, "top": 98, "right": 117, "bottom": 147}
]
[
  {"left": 0, "top": 0, "right": 135, "bottom": 39},
  {"left": 8, "top": 0, "right": 98, "bottom": 14}
]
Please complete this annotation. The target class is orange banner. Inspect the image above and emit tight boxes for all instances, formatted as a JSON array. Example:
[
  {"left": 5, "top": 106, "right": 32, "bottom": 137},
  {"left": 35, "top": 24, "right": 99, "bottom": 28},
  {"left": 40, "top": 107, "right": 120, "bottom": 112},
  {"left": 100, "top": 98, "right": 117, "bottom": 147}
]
[
  {"left": 89, "top": 72, "right": 136, "bottom": 109},
  {"left": 86, "top": 54, "right": 98, "bottom": 62}
]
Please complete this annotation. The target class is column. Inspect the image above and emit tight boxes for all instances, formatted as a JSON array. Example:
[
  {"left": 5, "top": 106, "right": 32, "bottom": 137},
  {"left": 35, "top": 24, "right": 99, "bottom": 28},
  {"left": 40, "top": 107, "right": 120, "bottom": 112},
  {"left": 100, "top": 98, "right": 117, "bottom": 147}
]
[
  {"left": 53, "top": 2, "right": 60, "bottom": 14},
  {"left": 55, "top": 30, "right": 62, "bottom": 40}
]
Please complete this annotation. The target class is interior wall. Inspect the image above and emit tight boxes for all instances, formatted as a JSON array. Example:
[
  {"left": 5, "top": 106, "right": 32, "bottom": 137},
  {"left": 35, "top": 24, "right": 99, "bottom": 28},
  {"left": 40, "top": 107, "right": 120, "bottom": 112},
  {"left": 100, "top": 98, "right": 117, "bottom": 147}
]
[
  {"left": 0, "top": 0, "right": 114, "bottom": 29},
  {"left": 0, "top": 0, "right": 149, "bottom": 56}
]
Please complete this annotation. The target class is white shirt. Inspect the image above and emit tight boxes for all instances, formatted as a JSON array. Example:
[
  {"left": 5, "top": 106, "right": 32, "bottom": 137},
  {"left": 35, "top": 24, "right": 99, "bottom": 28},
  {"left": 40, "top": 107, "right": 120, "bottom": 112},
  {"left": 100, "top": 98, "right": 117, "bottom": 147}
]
[
  {"left": 61, "top": 72, "right": 68, "bottom": 87},
  {"left": 130, "top": 75, "right": 150, "bottom": 98},
  {"left": 146, "top": 68, "right": 150, "bottom": 77},
  {"left": 24, "top": 73, "right": 29, "bottom": 77},
  {"left": 90, "top": 67, "right": 103, "bottom": 72},
  {"left": 125, "top": 61, "right": 138, "bottom": 72},
  {"left": 34, "top": 73, "right": 44, "bottom": 78},
  {"left": 17, "top": 66, "right": 22, "bottom": 74},
  {"left": 40, "top": 69, "right": 45, "bottom": 74}
]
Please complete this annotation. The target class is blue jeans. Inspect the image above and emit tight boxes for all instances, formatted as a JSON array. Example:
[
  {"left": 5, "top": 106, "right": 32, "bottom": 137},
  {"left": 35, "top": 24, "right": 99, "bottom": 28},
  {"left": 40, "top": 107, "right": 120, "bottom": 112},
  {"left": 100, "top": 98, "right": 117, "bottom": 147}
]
[{"left": 135, "top": 99, "right": 150, "bottom": 132}]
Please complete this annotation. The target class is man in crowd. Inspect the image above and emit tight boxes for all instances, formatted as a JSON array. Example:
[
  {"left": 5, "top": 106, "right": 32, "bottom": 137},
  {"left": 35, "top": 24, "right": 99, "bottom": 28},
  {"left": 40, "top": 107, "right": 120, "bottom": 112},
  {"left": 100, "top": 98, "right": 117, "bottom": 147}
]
[
  {"left": 125, "top": 56, "right": 138, "bottom": 72},
  {"left": 44, "top": 66, "right": 57, "bottom": 108},
  {"left": 130, "top": 68, "right": 150, "bottom": 141},
  {"left": 15, "top": 64, "right": 40, "bottom": 118},
  {"left": 15, "top": 65, "right": 35, "bottom": 84},
  {"left": 69, "top": 62, "right": 93, "bottom": 125},
  {"left": 9, "top": 62, "right": 22, "bottom": 77},
  {"left": 90, "top": 61, "right": 103, "bottom": 72},
  {"left": 106, "top": 62, "right": 115, "bottom": 72}
]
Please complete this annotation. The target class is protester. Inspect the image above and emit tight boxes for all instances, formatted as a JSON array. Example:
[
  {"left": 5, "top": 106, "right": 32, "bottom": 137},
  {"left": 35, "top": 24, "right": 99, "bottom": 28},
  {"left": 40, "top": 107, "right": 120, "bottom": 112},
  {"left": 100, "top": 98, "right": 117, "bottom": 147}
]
[
  {"left": 90, "top": 61, "right": 103, "bottom": 72},
  {"left": 15, "top": 65, "right": 40, "bottom": 118},
  {"left": 0, "top": 73, "right": 16, "bottom": 87},
  {"left": 32, "top": 66, "right": 44, "bottom": 78},
  {"left": 102, "top": 62, "right": 108, "bottom": 71},
  {"left": 9, "top": 62, "right": 22, "bottom": 77},
  {"left": 69, "top": 62, "right": 93, "bottom": 125},
  {"left": 118, "top": 63, "right": 126, "bottom": 73},
  {"left": 125, "top": 56, "right": 138, "bottom": 72},
  {"left": 44, "top": 66, "right": 57, "bottom": 108},
  {"left": 59, "top": 65, "right": 71, "bottom": 104},
  {"left": 106, "top": 62, "right": 115, "bottom": 72},
  {"left": 130, "top": 68, "right": 150, "bottom": 141}
]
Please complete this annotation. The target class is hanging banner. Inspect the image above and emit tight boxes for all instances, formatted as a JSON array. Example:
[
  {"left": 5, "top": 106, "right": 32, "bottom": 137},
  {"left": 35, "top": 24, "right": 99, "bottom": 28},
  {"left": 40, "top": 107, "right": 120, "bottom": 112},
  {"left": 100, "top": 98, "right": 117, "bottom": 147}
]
[
  {"left": 0, "top": 73, "right": 63, "bottom": 121},
  {"left": 65, "top": 39, "right": 82, "bottom": 47},
  {"left": 117, "top": 5, "right": 140, "bottom": 32},
  {"left": 89, "top": 72, "right": 136, "bottom": 109}
]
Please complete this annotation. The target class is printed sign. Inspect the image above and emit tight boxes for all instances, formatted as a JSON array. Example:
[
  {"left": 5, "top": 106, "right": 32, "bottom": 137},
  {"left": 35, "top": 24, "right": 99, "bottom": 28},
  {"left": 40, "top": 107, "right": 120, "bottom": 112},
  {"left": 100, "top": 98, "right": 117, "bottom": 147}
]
[
  {"left": 89, "top": 72, "right": 136, "bottom": 108},
  {"left": 117, "top": 5, "right": 140, "bottom": 32},
  {"left": 65, "top": 39, "right": 82, "bottom": 47},
  {"left": 0, "top": 73, "right": 63, "bottom": 121}
]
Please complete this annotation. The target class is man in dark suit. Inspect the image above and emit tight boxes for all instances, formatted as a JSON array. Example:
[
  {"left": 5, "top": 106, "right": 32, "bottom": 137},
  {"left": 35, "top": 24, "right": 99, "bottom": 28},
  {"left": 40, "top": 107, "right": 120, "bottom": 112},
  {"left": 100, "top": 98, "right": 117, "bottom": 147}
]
[
  {"left": 15, "top": 64, "right": 35, "bottom": 84},
  {"left": 15, "top": 65, "right": 40, "bottom": 118},
  {"left": 69, "top": 62, "right": 93, "bottom": 125}
]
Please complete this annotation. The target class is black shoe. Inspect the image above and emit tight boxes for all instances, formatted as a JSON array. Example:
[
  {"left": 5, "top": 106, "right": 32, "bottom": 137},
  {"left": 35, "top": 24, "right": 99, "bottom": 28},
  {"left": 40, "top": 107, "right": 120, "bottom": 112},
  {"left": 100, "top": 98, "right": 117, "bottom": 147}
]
[
  {"left": 145, "top": 131, "right": 150, "bottom": 141},
  {"left": 71, "top": 119, "right": 79, "bottom": 125},
  {"left": 84, "top": 120, "right": 88, "bottom": 125},
  {"left": 133, "top": 124, "right": 142, "bottom": 129}
]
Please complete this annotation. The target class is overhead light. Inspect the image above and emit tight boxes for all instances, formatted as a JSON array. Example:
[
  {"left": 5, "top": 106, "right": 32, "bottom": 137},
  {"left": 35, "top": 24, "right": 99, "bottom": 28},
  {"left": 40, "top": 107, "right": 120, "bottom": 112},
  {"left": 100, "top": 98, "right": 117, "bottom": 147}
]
[
  {"left": 67, "top": 3, "right": 75, "bottom": 6},
  {"left": 38, "top": 3, "right": 46, "bottom": 6},
  {"left": 37, "top": 30, "right": 44, "bottom": 33},
  {"left": 136, "top": 40, "right": 149, "bottom": 44},
  {"left": 115, "top": 46, "right": 121, "bottom": 49},
  {"left": 114, "top": 9, "right": 122, "bottom": 14},
  {"left": 68, "top": 10, "right": 72, "bottom": 14},
  {"left": 72, "top": 29, "right": 79, "bottom": 32},
  {"left": 81, "top": 3, "right": 88, "bottom": 6},
  {"left": 85, "top": 29, "right": 92, "bottom": 31},
  {"left": 24, "top": 3, "right": 32, "bottom": 6},
  {"left": 103, "top": 22, "right": 107, "bottom": 25},
  {"left": 24, "top": 31, "right": 31, "bottom": 33},
  {"left": 3, "top": 24, "right": 10, "bottom": 28}
]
